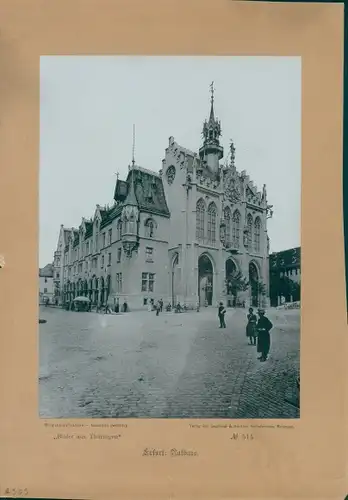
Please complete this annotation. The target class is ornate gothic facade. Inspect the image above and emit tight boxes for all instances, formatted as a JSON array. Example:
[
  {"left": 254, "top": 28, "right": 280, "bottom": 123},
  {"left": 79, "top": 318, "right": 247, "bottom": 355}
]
[{"left": 53, "top": 88, "right": 271, "bottom": 309}]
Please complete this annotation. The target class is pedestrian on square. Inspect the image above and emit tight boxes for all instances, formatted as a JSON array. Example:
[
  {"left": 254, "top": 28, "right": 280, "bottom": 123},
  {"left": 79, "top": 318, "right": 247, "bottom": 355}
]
[
  {"left": 156, "top": 301, "right": 160, "bottom": 316},
  {"left": 159, "top": 298, "right": 163, "bottom": 312},
  {"left": 246, "top": 307, "right": 257, "bottom": 345},
  {"left": 218, "top": 302, "right": 226, "bottom": 328},
  {"left": 256, "top": 309, "right": 273, "bottom": 362}
]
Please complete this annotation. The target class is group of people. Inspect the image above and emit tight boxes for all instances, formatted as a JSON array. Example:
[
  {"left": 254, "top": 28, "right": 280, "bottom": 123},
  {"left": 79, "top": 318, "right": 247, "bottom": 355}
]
[
  {"left": 218, "top": 302, "right": 273, "bottom": 362},
  {"left": 152, "top": 300, "right": 200, "bottom": 315},
  {"left": 246, "top": 307, "right": 273, "bottom": 362},
  {"left": 64, "top": 300, "right": 128, "bottom": 314}
]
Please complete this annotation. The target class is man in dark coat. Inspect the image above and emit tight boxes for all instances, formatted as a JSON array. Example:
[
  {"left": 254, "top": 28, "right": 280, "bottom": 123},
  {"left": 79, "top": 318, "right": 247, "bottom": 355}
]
[
  {"left": 218, "top": 302, "right": 226, "bottom": 328},
  {"left": 256, "top": 309, "right": 273, "bottom": 361}
]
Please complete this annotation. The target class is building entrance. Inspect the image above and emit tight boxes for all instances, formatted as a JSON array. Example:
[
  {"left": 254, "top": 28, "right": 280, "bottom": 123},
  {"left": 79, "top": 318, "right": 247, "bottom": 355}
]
[{"left": 198, "top": 254, "right": 213, "bottom": 306}]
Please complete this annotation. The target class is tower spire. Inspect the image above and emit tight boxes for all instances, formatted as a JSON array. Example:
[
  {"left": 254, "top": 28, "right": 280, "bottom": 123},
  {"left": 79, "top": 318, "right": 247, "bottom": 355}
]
[
  {"left": 125, "top": 124, "right": 138, "bottom": 206},
  {"left": 209, "top": 81, "right": 215, "bottom": 122},
  {"left": 199, "top": 82, "right": 223, "bottom": 177},
  {"left": 132, "top": 124, "right": 136, "bottom": 168}
]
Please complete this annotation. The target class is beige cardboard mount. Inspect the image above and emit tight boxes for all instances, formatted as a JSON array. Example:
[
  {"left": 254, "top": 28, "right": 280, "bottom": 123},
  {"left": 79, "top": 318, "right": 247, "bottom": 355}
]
[{"left": 0, "top": 1, "right": 346, "bottom": 499}]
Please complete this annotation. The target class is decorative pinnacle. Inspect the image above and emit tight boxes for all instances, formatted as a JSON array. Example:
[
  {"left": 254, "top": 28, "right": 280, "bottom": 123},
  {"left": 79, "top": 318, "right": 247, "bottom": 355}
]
[{"left": 230, "top": 140, "right": 236, "bottom": 167}]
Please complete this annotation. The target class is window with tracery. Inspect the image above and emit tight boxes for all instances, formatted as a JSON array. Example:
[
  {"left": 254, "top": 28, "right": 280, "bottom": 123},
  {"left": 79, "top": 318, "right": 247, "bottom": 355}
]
[
  {"left": 145, "top": 218, "right": 155, "bottom": 238},
  {"left": 247, "top": 214, "right": 253, "bottom": 250},
  {"left": 232, "top": 210, "right": 241, "bottom": 248},
  {"left": 223, "top": 206, "right": 231, "bottom": 245},
  {"left": 207, "top": 202, "right": 217, "bottom": 244},
  {"left": 254, "top": 217, "right": 261, "bottom": 253},
  {"left": 196, "top": 199, "right": 205, "bottom": 241}
]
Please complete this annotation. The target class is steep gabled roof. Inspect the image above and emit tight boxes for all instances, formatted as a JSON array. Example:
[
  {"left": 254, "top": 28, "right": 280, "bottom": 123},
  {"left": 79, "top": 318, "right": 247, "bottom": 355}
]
[
  {"left": 84, "top": 220, "right": 93, "bottom": 239},
  {"left": 125, "top": 167, "right": 170, "bottom": 217},
  {"left": 100, "top": 204, "right": 122, "bottom": 230},
  {"left": 39, "top": 263, "right": 54, "bottom": 278},
  {"left": 72, "top": 230, "right": 79, "bottom": 247},
  {"left": 63, "top": 228, "right": 72, "bottom": 245}
]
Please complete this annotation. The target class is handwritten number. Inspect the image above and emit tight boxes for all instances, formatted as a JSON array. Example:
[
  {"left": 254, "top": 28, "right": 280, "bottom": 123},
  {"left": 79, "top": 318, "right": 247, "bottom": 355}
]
[{"left": 4, "top": 487, "right": 28, "bottom": 496}]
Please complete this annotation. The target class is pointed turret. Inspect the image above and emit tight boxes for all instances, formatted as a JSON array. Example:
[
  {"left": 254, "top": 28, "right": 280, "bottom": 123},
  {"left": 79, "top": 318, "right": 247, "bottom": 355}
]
[
  {"left": 199, "top": 81, "right": 224, "bottom": 178},
  {"left": 121, "top": 126, "right": 140, "bottom": 258},
  {"left": 124, "top": 166, "right": 138, "bottom": 207},
  {"left": 209, "top": 94, "right": 215, "bottom": 123}
]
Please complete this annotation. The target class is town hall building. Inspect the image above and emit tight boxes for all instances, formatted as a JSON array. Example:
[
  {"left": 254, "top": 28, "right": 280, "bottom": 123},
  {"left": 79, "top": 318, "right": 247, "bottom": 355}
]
[{"left": 53, "top": 86, "right": 272, "bottom": 310}]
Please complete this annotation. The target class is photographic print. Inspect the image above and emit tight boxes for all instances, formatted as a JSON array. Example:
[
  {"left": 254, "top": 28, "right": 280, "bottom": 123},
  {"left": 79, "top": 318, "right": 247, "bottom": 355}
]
[{"left": 39, "top": 56, "right": 301, "bottom": 419}]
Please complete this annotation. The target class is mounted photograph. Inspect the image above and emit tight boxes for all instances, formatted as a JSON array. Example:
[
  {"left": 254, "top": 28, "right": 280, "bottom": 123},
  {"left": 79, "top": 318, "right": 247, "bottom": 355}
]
[{"left": 39, "top": 56, "right": 301, "bottom": 418}]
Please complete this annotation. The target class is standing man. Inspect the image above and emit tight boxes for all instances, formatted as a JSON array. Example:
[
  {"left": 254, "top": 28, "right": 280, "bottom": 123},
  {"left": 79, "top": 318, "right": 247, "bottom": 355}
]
[
  {"left": 218, "top": 302, "right": 226, "bottom": 328},
  {"left": 256, "top": 309, "right": 273, "bottom": 362},
  {"left": 246, "top": 307, "right": 257, "bottom": 345}
]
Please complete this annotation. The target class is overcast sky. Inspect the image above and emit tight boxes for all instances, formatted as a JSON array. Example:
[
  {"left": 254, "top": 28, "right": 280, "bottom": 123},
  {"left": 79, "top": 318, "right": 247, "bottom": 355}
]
[{"left": 40, "top": 56, "right": 301, "bottom": 267}]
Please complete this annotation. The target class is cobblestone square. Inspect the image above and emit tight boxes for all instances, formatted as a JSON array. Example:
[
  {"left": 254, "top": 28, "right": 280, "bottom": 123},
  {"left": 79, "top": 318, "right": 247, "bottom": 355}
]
[{"left": 39, "top": 307, "right": 300, "bottom": 419}]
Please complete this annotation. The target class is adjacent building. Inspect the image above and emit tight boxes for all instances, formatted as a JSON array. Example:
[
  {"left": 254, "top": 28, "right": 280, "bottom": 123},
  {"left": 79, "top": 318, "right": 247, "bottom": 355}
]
[
  {"left": 269, "top": 247, "right": 301, "bottom": 307},
  {"left": 53, "top": 87, "right": 272, "bottom": 310},
  {"left": 39, "top": 263, "right": 54, "bottom": 304}
]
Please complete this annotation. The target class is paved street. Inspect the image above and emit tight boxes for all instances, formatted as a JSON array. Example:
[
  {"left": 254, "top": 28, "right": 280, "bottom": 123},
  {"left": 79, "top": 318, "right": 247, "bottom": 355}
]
[{"left": 39, "top": 306, "right": 300, "bottom": 419}]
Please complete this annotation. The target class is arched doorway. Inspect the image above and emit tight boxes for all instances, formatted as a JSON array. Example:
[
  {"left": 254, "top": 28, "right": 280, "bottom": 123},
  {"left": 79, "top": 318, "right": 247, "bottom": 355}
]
[
  {"left": 88, "top": 279, "right": 92, "bottom": 301},
  {"left": 100, "top": 276, "right": 105, "bottom": 305},
  {"left": 171, "top": 253, "right": 180, "bottom": 306},
  {"left": 225, "top": 259, "right": 238, "bottom": 307},
  {"left": 198, "top": 254, "right": 213, "bottom": 306},
  {"left": 92, "top": 276, "right": 98, "bottom": 304},
  {"left": 106, "top": 275, "right": 111, "bottom": 303},
  {"left": 249, "top": 262, "right": 259, "bottom": 307}
]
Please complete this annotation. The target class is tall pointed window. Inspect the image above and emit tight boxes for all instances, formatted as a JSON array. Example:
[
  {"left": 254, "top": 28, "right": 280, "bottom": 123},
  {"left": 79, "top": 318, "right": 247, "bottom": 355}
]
[
  {"left": 207, "top": 202, "right": 217, "bottom": 244},
  {"left": 254, "top": 217, "right": 261, "bottom": 253},
  {"left": 223, "top": 206, "right": 231, "bottom": 246},
  {"left": 117, "top": 220, "right": 122, "bottom": 240},
  {"left": 247, "top": 214, "right": 253, "bottom": 250},
  {"left": 232, "top": 210, "right": 241, "bottom": 248},
  {"left": 196, "top": 199, "right": 205, "bottom": 241}
]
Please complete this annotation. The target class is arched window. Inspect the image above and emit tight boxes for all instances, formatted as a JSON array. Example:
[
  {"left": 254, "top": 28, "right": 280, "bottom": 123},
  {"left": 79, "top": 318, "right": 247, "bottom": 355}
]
[
  {"left": 223, "top": 206, "right": 231, "bottom": 245},
  {"left": 232, "top": 210, "right": 241, "bottom": 248},
  {"left": 117, "top": 219, "right": 122, "bottom": 240},
  {"left": 196, "top": 199, "right": 205, "bottom": 241},
  {"left": 207, "top": 202, "right": 217, "bottom": 244},
  {"left": 254, "top": 217, "right": 261, "bottom": 253},
  {"left": 247, "top": 214, "right": 253, "bottom": 250},
  {"left": 145, "top": 218, "right": 156, "bottom": 238}
]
